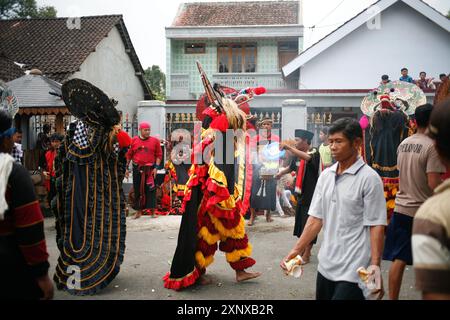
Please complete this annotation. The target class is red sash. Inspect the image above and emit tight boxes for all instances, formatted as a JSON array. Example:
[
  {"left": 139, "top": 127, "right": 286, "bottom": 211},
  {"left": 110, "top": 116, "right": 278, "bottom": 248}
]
[{"left": 295, "top": 160, "right": 306, "bottom": 195}]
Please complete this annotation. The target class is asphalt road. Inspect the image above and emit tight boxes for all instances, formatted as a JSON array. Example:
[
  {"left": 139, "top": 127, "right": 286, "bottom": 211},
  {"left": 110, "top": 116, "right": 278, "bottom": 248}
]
[{"left": 43, "top": 214, "right": 420, "bottom": 300}]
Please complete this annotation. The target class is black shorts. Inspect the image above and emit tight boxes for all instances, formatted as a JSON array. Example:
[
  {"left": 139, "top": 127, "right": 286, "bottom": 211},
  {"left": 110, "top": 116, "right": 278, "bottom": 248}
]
[
  {"left": 316, "top": 272, "right": 365, "bottom": 300},
  {"left": 383, "top": 212, "right": 413, "bottom": 265}
]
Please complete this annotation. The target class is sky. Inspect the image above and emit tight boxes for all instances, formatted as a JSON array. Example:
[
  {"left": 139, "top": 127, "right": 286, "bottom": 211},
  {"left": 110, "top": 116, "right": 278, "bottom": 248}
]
[{"left": 36, "top": 0, "right": 449, "bottom": 73}]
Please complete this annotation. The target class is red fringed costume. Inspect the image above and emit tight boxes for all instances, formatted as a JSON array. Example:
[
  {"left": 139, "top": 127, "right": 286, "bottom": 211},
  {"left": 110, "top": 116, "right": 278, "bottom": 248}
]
[{"left": 163, "top": 100, "right": 255, "bottom": 290}]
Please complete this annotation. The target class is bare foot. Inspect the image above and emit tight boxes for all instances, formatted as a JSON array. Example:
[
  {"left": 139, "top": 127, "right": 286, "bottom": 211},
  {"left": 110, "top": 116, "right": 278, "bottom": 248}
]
[
  {"left": 266, "top": 217, "right": 274, "bottom": 223},
  {"left": 132, "top": 212, "right": 142, "bottom": 220},
  {"left": 236, "top": 270, "right": 262, "bottom": 282},
  {"left": 248, "top": 219, "right": 255, "bottom": 226},
  {"left": 199, "top": 275, "right": 213, "bottom": 285}
]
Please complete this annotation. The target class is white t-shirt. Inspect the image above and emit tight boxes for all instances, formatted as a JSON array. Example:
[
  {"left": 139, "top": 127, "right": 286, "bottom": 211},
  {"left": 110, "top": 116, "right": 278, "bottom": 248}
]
[{"left": 308, "top": 157, "right": 387, "bottom": 283}]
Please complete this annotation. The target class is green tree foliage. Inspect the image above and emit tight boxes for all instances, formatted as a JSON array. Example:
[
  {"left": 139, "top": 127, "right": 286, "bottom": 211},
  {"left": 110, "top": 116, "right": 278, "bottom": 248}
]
[
  {"left": 144, "top": 65, "right": 166, "bottom": 101},
  {"left": 0, "top": 0, "right": 57, "bottom": 19}
]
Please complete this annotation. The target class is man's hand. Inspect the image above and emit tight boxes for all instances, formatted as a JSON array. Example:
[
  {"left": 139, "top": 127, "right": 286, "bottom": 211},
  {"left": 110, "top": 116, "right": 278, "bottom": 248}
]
[
  {"left": 36, "top": 274, "right": 54, "bottom": 300},
  {"left": 153, "top": 168, "right": 157, "bottom": 178},
  {"left": 125, "top": 169, "right": 130, "bottom": 179},
  {"left": 280, "top": 249, "right": 301, "bottom": 272},
  {"left": 367, "top": 265, "right": 384, "bottom": 300}
]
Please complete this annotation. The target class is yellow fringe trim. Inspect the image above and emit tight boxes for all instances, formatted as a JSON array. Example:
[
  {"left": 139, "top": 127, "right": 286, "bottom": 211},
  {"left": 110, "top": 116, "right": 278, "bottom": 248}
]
[
  {"left": 207, "top": 158, "right": 243, "bottom": 210},
  {"left": 372, "top": 163, "right": 398, "bottom": 171},
  {"left": 216, "top": 198, "right": 236, "bottom": 211},
  {"left": 198, "top": 226, "right": 221, "bottom": 246},
  {"left": 387, "top": 199, "right": 396, "bottom": 210},
  {"left": 209, "top": 214, "right": 245, "bottom": 240},
  {"left": 166, "top": 161, "right": 175, "bottom": 172},
  {"left": 225, "top": 244, "right": 253, "bottom": 263},
  {"left": 195, "top": 251, "right": 215, "bottom": 269},
  {"left": 208, "top": 158, "right": 228, "bottom": 187}
]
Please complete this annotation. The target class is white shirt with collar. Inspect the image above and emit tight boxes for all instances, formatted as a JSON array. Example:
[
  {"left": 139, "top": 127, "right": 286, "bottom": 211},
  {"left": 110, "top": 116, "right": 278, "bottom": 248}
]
[{"left": 308, "top": 157, "right": 387, "bottom": 283}]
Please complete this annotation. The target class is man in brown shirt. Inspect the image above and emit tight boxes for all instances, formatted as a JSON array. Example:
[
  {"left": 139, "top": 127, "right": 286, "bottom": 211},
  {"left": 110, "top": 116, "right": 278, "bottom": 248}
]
[{"left": 383, "top": 104, "right": 446, "bottom": 300}]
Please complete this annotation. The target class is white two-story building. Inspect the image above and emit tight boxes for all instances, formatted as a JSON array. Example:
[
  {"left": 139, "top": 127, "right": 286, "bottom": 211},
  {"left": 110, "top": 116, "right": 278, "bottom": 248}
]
[{"left": 165, "top": 0, "right": 304, "bottom": 134}]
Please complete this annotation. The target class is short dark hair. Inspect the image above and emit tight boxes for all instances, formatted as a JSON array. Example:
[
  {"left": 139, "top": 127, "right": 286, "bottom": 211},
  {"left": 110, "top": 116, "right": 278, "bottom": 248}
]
[
  {"left": 381, "top": 74, "right": 389, "bottom": 80},
  {"left": 420, "top": 71, "right": 426, "bottom": 76},
  {"left": 429, "top": 98, "right": 450, "bottom": 162},
  {"left": 401, "top": 68, "right": 408, "bottom": 72},
  {"left": 43, "top": 124, "right": 51, "bottom": 133},
  {"left": 329, "top": 118, "right": 362, "bottom": 143},
  {"left": 321, "top": 126, "right": 329, "bottom": 135},
  {"left": 440, "top": 73, "right": 447, "bottom": 78},
  {"left": 0, "top": 110, "right": 12, "bottom": 134},
  {"left": 50, "top": 133, "right": 64, "bottom": 142},
  {"left": 415, "top": 104, "right": 433, "bottom": 128}
]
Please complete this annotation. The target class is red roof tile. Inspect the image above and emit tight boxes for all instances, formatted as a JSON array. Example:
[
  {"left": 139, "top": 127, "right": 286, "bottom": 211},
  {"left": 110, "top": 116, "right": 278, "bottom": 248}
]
[{"left": 172, "top": 1, "right": 300, "bottom": 27}]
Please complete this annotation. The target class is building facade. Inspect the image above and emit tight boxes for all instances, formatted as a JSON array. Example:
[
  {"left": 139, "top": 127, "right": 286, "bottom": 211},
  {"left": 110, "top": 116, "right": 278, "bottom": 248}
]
[
  {"left": 165, "top": 1, "right": 304, "bottom": 139},
  {"left": 283, "top": 0, "right": 450, "bottom": 145}
]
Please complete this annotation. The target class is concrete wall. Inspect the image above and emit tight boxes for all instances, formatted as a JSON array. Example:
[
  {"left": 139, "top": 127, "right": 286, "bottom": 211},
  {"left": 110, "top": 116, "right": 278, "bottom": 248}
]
[
  {"left": 282, "top": 99, "right": 307, "bottom": 140},
  {"left": 71, "top": 27, "right": 145, "bottom": 118},
  {"left": 138, "top": 101, "right": 166, "bottom": 140},
  {"left": 299, "top": 1, "right": 450, "bottom": 89}
]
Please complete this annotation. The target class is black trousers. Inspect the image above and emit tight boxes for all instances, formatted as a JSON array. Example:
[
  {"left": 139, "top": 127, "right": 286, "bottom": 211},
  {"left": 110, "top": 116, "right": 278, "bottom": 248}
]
[
  {"left": 316, "top": 272, "right": 365, "bottom": 300},
  {"left": 132, "top": 164, "right": 156, "bottom": 210}
]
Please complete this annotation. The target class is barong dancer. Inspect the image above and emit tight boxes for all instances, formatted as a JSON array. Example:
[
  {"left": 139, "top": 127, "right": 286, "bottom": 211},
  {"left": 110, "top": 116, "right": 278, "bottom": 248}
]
[
  {"left": 53, "top": 79, "right": 130, "bottom": 295},
  {"left": 163, "top": 62, "right": 261, "bottom": 290}
]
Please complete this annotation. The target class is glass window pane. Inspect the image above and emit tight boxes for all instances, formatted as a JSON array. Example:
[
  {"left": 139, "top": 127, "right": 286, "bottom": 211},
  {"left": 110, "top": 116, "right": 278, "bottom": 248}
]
[
  {"left": 185, "top": 43, "right": 206, "bottom": 54},
  {"left": 244, "top": 44, "right": 256, "bottom": 73},
  {"left": 218, "top": 45, "right": 229, "bottom": 73},
  {"left": 217, "top": 43, "right": 257, "bottom": 73},
  {"left": 278, "top": 41, "right": 298, "bottom": 51},
  {"left": 232, "top": 45, "right": 242, "bottom": 73}
]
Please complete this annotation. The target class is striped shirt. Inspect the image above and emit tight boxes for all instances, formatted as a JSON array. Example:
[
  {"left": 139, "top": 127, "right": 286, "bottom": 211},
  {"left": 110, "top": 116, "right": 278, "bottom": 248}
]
[
  {"left": 412, "top": 179, "right": 450, "bottom": 294},
  {"left": 0, "top": 163, "right": 50, "bottom": 279}
]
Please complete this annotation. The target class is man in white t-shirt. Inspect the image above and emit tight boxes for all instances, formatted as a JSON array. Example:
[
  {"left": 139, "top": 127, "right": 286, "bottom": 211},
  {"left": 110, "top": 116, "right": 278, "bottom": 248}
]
[{"left": 280, "top": 118, "right": 387, "bottom": 300}]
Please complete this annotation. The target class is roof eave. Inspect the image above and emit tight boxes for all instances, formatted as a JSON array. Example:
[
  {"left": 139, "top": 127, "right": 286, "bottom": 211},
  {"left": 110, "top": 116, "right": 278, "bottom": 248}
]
[
  {"left": 166, "top": 24, "right": 303, "bottom": 39},
  {"left": 282, "top": 0, "right": 450, "bottom": 77},
  {"left": 167, "top": 24, "right": 303, "bottom": 29}
]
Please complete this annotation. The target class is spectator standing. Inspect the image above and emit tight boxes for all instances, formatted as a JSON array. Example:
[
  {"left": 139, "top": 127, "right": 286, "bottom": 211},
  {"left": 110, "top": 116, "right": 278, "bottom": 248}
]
[
  {"left": 383, "top": 104, "right": 446, "bottom": 300},
  {"left": 399, "top": 68, "right": 414, "bottom": 83},
  {"left": 412, "top": 98, "right": 450, "bottom": 300}
]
